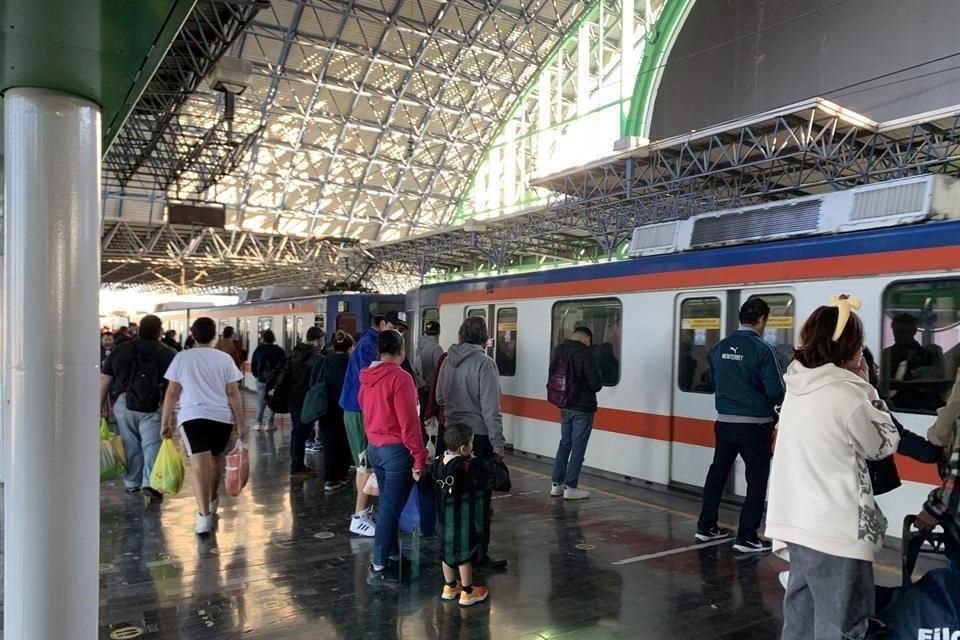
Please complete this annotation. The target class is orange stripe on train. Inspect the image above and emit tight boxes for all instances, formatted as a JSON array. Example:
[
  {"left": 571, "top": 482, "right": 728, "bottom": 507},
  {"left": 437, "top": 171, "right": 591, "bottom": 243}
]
[{"left": 500, "top": 394, "right": 941, "bottom": 486}]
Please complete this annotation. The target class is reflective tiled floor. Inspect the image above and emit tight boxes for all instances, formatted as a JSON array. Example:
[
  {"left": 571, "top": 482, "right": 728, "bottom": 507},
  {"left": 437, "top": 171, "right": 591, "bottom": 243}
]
[{"left": 18, "top": 394, "right": 942, "bottom": 639}]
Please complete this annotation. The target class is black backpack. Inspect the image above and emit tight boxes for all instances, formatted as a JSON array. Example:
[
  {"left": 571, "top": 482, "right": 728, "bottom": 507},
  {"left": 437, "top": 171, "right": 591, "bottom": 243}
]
[{"left": 125, "top": 340, "right": 164, "bottom": 412}]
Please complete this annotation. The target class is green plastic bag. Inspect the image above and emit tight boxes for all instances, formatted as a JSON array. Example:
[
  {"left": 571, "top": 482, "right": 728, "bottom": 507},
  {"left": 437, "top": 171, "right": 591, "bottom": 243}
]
[
  {"left": 99, "top": 420, "right": 125, "bottom": 482},
  {"left": 150, "top": 438, "right": 185, "bottom": 495}
]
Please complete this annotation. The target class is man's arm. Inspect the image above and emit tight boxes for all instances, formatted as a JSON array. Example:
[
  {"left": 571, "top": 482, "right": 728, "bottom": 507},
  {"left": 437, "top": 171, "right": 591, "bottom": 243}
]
[
  {"left": 226, "top": 382, "right": 247, "bottom": 440},
  {"left": 160, "top": 381, "right": 182, "bottom": 439},
  {"left": 99, "top": 374, "right": 113, "bottom": 415},
  {"left": 758, "top": 343, "right": 786, "bottom": 407},
  {"left": 581, "top": 350, "right": 603, "bottom": 394},
  {"left": 479, "top": 360, "right": 505, "bottom": 455}
]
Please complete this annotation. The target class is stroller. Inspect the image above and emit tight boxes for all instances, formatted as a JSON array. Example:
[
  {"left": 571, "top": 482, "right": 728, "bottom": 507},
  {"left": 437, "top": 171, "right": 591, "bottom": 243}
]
[{"left": 876, "top": 516, "right": 959, "bottom": 639}]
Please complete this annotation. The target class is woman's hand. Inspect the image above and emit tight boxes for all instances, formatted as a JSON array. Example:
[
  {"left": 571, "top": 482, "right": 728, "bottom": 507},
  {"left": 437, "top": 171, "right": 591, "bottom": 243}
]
[
  {"left": 161, "top": 422, "right": 175, "bottom": 440},
  {"left": 847, "top": 351, "right": 869, "bottom": 382},
  {"left": 915, "top": 510, "right": 939, "bottom": 531},
  {"left": 412, "top": 469, "right": 422, "bottom": 482}
]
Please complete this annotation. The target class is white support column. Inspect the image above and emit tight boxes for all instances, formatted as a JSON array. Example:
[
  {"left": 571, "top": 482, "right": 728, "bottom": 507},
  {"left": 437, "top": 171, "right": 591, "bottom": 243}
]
[{"left": 3, "top": 88, "right": 101, "bottom": 640}]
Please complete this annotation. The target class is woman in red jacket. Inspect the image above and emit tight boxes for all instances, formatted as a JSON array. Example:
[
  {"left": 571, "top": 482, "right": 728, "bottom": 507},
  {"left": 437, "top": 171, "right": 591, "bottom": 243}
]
[{"left": 359, "top": 329, "right": 429, "bottom": 582}]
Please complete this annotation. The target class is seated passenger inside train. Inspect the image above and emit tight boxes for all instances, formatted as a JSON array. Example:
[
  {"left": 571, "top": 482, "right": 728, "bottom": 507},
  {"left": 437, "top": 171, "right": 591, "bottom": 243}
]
[{"left": 882, "top": 313, "right": 947, "bottom": 412}]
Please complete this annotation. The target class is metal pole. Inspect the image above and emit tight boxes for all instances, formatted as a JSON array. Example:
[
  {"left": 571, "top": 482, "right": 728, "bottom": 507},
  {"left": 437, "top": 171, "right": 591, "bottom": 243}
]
[{"left": 3, "top": 87, "right": 101, "bottom": 639}]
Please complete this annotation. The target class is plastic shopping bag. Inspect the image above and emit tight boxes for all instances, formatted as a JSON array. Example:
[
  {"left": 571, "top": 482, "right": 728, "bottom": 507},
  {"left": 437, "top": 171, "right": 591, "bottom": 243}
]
[
  {"left": 102, "top": 417, "right": 126, "bottom": 464},
  {"left": 225, "top": 440, "right": 250, "bottom": 497},
  {"left": 399, "top": 478, "right": 437, "bottom": 536},
  {"left": 150, "top": 438, "right": 185, "bottom": 495},
  {"left": 99, "top": 420, "right": 125, "bottom": 482},
  {"left": 363, "top": 472, "right": 380, "bottom": 496}
]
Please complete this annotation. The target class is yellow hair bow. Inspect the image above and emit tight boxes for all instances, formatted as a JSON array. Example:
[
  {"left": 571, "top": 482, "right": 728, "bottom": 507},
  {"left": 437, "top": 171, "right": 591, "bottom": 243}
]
[{"left": 830, "top": 294, "right": 862, "bottom": 341}]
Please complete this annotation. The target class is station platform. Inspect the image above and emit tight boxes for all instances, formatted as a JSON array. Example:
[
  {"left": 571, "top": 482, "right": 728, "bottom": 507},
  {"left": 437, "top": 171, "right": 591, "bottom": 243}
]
[{"left": 83, "top": 394, "right": 933, "bottom": 639}]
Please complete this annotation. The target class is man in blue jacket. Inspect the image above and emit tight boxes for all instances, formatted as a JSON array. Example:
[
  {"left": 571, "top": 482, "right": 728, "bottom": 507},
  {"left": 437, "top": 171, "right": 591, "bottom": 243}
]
[
  {"left": 339, "top": 310, "right": 409, "bottom": 537},
  {"left": 696, "top": 298, "right": 785, "bottom": 553}
]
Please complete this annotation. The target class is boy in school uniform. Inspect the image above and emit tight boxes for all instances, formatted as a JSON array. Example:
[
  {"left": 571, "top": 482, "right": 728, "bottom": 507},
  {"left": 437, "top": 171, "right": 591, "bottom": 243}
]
[{"left": 436, "top": 423, "right": 490, "bottom": 606}]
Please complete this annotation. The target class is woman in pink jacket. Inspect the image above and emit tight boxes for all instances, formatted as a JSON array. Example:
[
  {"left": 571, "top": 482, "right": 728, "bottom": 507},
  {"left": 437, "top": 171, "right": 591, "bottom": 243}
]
[{"left": 359, "top": 329, "right": 428, "bottom": 582}]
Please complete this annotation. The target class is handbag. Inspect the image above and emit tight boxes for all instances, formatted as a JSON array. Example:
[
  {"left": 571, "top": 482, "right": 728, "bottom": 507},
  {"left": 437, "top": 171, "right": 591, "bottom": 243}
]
[
  {"left": 399, "top": 476, "right": 437, "bottom": 536},
  {"left": 486, "top": 458, "right": 511, "bottom": 492}
]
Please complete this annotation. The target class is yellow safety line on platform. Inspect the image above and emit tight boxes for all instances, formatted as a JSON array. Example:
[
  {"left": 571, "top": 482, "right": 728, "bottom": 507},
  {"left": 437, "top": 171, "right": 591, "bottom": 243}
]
[{"left": 510, "top": 464, "right": 901, "bottom": 576}]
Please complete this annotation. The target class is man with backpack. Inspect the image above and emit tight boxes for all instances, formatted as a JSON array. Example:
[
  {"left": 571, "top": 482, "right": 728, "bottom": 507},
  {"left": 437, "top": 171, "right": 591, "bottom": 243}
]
[
  {"left": 99, "top": 314, "right": 176, "bottom": 503},
  {"left": 547, "top": 326, "right": 603, "bottom": 500},
  {"left": 286, "top": 326, "right": 325, "bottom": 477}
]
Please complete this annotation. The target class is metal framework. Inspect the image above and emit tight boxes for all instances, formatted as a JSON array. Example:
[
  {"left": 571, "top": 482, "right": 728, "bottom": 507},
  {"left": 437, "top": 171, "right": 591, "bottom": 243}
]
[{"left": 103, "top": 0, "right": 267, "bottom": 197}]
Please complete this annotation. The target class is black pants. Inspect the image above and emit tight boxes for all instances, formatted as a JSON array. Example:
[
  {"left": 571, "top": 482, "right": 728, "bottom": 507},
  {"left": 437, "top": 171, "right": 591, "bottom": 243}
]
[
  {"left": 289, "top": 402, "right": 310, "bottom": 473},
  {"left": 320, "top": 410, "right": 351, "bottom": 484},
  {"left": 472, "top": 433, "right": 495, "bottom": 562},
  {"left": 697, "top": 421, "right": 774, "bottom": 541}
]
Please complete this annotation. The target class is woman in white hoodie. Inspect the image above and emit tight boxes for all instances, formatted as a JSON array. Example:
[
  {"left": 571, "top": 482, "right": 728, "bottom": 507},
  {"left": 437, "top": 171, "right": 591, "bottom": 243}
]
[{"left": 766, "top": 296, "right": 900, "bottom": 640}]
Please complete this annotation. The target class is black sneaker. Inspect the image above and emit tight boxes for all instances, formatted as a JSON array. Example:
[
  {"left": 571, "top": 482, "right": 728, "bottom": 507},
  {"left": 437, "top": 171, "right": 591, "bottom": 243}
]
[
  {"left": 694, "top": 526, "right": 731, "bottom": 542},
  {"left": 733, "top": 538, "right": 772, "bottom": 553}
]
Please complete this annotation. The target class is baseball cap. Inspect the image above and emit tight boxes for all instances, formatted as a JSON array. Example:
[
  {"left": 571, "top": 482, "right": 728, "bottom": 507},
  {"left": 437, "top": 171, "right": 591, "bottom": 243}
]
[
  {"left": 424, "top": 320, "right": 440, "bottom": 335},
  {"left": 385, "top": 310, "right": 409, "bottom": 330}
]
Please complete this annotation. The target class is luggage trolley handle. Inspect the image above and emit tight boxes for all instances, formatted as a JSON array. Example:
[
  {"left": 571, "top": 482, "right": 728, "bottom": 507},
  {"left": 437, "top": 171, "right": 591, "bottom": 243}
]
[{"left": 901, "top": 515, "right": 946, "bottom": 587}]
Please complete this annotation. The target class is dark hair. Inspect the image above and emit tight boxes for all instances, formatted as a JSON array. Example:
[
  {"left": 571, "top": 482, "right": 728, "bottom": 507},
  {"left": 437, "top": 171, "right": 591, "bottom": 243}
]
[
  {"left": 116, "top": 326, "right": 128, "bottom": 336},
  {"left": 191, "top": 317, "right": 218, "bottom": 344},
  {"left": 793, "top": 306, "right": 864, "bottom": 369},
  {"left": 739, "top": 298, "right": 771, "bottom": 325},
  {"left": 222, "top": 326, "right": 235, "bottom": 339},
  {"left": 261, "top": 329, "right": 276, "bottom": 344},
  {"left": 164, "top": 329, "right": 176, "bottom": 339},
  {"left": 892, "top": 313, "right": 918, "bottom": 331},
  {"left": 458, "top": 317, "right": 488, "bottom": 345},
  {"left": 424, "top": 320, "right": 440, "bottom": 336},
  {"left": 129, "top": 322, "right": 138, "bottom": 329},
  {"left": 572, "top": 326, "right": 593, "bottom": 341},
  {"left": 306, "top": 326, "right": 324, "bottom": 343},
  {"left": 139, "top": 315, "right": 163, "bottom": 340},
  {"left": 444, "top": 423, "right": 473, "bottom": 451},
  {"left": 377, "top": 329, "right": 405, "bottom": 356},
  {"left": 862, "top": 346, "right": 880, "bottom": 388},
  {"left": 333, "top": 330, "right": 354, "bottom": 353},
  {"left": 373, "top": 315, "right": 386, "bottom": 328}
]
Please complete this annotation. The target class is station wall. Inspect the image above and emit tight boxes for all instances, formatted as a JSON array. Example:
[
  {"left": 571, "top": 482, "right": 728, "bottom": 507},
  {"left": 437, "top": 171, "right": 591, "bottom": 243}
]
[{"left": 650, "top": 0, "right": 960, "bottom": 139}]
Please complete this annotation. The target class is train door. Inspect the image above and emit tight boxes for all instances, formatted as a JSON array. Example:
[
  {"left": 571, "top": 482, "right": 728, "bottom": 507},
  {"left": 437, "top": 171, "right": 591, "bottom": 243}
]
[
  {"left": 283, "top": 315, "right": 295, "bottom": 351},
  {"left": 466, "top": 305, "right": 495, "bottom": 358},
  {"left": 670, "top": 293, "right": 728, "bottom": 488}
]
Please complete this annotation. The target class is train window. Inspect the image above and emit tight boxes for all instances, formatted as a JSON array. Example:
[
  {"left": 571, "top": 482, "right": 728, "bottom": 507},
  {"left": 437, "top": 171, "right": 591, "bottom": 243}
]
[
  {"left": 314, "top": 314, "right": 325, "bottom": 331},
  {"left": 337, "top": 314, "right": 359, "bottom": 339},
  {"left": 295, "top": 316, "right": 305, "bottom": 345},
  {"left": 422, "top": 307, "right": 439, "bottom": 334},
  {"left": 467, "top": 307, "right": 487, "bottom": 320},
  {"left": 551, "top": 298, "right": 622, "bottom": 386},
  {"left": 881, "top": 279, "right": 960, "bottom": 414},
  {"left": 746, "top": 293, "right": 795, "bottom": 365},
  {"left": 678, "top": 297, "right": 722, "bottom": 393},
  {"left": 283, "top": 315, "right": 295, "bottom": 352},
  {"left": 495, "top": 308, "right": 518, "bottom": 376},
  {"left": 258, "top": 316, "right": 272, "bottom": 337},
  {"left": 369, "top": 300, "right": 405, "bottom": 327}
]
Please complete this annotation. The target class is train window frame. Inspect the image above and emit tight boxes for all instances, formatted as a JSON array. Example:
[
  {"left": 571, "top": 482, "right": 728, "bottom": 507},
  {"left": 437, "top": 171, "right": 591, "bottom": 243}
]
[
  {"left": 421, "top": 307, "right": 439, "bottom": 334},
  {"left": 744, "top": 292, "right": 796, "bottom": 365},
  {"left": 495, "top": 307, "right": 518, "bottom": 377},
  {"left": 466, "top": 307, "right": 487, "bottom": 320},
  {"left": 880, "top": 278, "right": 960, "bottom": 415},
  {"left": 550, "top": 297, "right": 622, "bottom": 387},
  {"left": 677, "top": 296, "right": 723, "bottom": 394}
]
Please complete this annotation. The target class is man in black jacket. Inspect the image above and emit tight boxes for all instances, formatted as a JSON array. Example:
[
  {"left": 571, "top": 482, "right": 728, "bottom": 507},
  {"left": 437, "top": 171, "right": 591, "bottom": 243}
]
[
  {"left": 549, "top": 327, "right": 603, "bottom": 500},
  {"left": 288, "top": 326, "right": 325, "bottom": 477}
]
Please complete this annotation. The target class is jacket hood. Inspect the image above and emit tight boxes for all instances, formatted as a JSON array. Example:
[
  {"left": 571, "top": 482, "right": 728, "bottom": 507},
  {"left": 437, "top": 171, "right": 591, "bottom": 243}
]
[
  {"left": 292, "top": 342, "right": 320, "bottom": 362},
  {"left": 417, "top": 334, "right": 439, "bottom": 353},
  {"left": 446, "top": 342, "right": 485, "bottom": 367},
  {"left": 785, "top": 360, "right": 874, "bottom": 396},
  {"left": 359, "top": 360, "right": 402, "bottom": 387}
]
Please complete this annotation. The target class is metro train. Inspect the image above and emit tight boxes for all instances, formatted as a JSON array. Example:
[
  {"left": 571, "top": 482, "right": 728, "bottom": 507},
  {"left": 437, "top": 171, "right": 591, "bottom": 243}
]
[
  {"left": 404, "top": 175, "right": 960, "bottom": 539},
  {"left": 154, "top": 291, "right": 405, "bottom": 384}
]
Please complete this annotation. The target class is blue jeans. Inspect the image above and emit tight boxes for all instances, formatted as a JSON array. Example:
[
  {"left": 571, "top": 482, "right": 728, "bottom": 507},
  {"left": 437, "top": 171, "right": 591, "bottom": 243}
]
[
  {"left": 114, "top": 393, "right": 162, "bottom": 489},
  {"left": 367, "top": 443, "right": 414, "bottom": 568},
  {"left": 551, "top": 409, "right": 595, "bottom": 488},
  {"left": 255, "top": 380, "right": 273, "bottom": 426}
]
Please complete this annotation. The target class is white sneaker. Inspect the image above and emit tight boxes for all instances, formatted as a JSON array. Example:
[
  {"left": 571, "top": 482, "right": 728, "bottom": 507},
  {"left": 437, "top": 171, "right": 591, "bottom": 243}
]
[
  {"left": 563, "top": 487, "right": 590, "bottom": 500},
  {"left": 253, "top": 423, "right": 263, "bottom": 432},
  {"left": 779, "top": 571, "right": 790, "bottom": 590},
  {"left": 550, "top": 483, "right": 565, "bottom": 497},
  {"left": 196, "top": 513, "right": 215, "bottom": 534},
  {"left": 209, "top": 496, "right": 220, "bottom": 515},
  {"left": 350, "top": 513, "right": 376, "bottom": 537}
]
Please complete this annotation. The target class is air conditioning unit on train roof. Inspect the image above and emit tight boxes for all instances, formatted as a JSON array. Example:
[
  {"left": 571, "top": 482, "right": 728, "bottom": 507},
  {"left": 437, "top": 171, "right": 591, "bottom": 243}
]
[
  {"left": 238, "top": 285, "right": 317, "bottom": 303},
  {"left": 626, "top": 174, "right": 960, "bottom": 257}
]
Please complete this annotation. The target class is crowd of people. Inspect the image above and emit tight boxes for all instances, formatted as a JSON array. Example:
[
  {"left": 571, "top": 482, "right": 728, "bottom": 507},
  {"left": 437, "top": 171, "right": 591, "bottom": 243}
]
[{"left": 97, "top": 295, "right": 960, "bottom": 622}]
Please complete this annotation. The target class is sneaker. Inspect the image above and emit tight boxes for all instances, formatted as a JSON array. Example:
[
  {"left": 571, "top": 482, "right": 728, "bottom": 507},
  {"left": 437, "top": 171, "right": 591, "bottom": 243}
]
[
  {"left": 350, "top": 513, "right": 376, "bottom": 537},
  {"left": 563, "top": 487, "right": 589, "bottom": 500},
  {"left": 694, "top": 526, "right": 731, "bottom": 542},
  {"left": 550, "top": 483, "right": 564, "bottom": 497},
  {"left": 305, "top": 440, "right": 319, "bottom": 453},
  {"left": 264, "top": 424, "right": 277, "bottom": 432},
  {"left": 143, "top": 487, "right": 163, "bottom": 504},
  {"left": 125, "top": 486, "right": 141, "bottom": 495},
  {"left": 778, "top": 571, "right": 790, "bottom": 590},
  {"left": 441, "top": 582, "right": 463, "bottom": 601},
  {"left": 253, "top": 423, "right": 263, "bottom": 432},
  {"left": 459, "top": 585, "right": 489, "bottom": 607},
  {"left": 209, "top": 496, "right": 220, "bottom": 515},
  {"left": 324, "top": 480, "right": 347, "bottom": 493},
  {"left": 733, "top": 538, "right": 772, "bottom": 553},
  {"left": 195, "top": 513, "right": 215, "bottom": 535}
]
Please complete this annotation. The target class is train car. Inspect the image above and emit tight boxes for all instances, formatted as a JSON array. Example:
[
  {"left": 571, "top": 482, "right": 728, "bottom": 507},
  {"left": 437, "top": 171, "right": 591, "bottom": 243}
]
[
  {"left": 407, "top": 174, "right": 960, "bottom": 539},
  {"left": 155, "top": 289, "right": 404, "bottom": 386}
]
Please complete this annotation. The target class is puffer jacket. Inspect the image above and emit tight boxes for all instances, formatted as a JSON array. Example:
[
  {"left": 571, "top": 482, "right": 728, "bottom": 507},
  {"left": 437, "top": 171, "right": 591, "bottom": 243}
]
[{"left": 549, "top": 340, "right": 603, "bottom": 413}]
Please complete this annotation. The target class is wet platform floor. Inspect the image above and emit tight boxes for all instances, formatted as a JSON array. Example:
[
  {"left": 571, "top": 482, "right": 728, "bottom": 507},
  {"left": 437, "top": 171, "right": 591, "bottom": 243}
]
[{"left": 12, "top": 394, "right": 943, "bottom": 639}]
